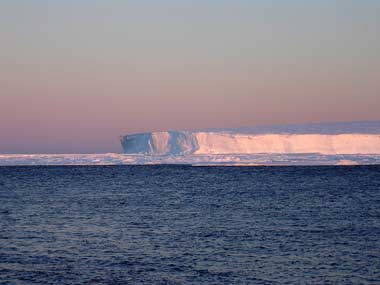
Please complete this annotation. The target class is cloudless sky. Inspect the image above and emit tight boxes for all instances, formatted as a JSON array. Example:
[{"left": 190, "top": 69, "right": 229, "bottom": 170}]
[{"left": 1, "top": 0, "right": 379, "bottom": 153}]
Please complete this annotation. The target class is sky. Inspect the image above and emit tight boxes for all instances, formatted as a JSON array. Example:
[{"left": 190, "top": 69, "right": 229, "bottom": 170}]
[{"left": 1, "top": 0, "right": 379, "bottom": 153}]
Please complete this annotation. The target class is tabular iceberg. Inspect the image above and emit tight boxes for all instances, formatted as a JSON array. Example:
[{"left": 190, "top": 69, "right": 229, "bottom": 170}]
[
  {"left": 121, "top": 121, "right": 380, "bottom": 156},
  {"left": 1, "top": 121, "right": 380, "bottom": 166}
]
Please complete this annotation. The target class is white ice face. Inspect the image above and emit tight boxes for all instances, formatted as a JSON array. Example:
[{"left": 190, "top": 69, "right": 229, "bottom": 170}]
[{"left": 120, "top": 121, "right": 380, "bottom": 156}]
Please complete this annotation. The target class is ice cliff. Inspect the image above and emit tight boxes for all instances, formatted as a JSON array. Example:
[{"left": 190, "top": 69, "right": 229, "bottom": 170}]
[
  {"left": 121, "top": 121, "right": 380, "bottom": 156},
  {"left": 121, "top": 131, "right": 198, "bottom": 155}
]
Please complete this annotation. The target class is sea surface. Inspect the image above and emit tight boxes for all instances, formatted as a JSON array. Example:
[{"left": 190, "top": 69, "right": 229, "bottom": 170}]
[{"left": 1, "top": 165, "right": 380, "bottom": 284}]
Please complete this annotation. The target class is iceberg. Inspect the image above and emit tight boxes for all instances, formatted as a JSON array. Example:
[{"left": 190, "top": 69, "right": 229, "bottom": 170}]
[
  {"left": 1, "top": 121, "right": 379, "bottom": 166},
  {"left": 121, "top": 121, "right": 380, "bottom": 156}
]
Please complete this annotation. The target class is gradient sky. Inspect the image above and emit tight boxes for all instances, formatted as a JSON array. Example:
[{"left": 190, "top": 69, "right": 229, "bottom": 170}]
[{"left": 1, "top": 0, "right": 379, "bottom": 153}]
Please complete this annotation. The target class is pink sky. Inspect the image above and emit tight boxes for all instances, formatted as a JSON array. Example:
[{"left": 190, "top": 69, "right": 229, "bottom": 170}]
[{"left": 1, "top": 1, "right": 379, "bottom": 153}]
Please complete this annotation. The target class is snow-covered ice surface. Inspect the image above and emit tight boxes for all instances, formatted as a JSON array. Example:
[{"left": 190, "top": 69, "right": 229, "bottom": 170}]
[
  {"left": 1, "top": 153, "right": 380, "bottom": 166},
  {"left": 2, "top": 121, "right": 380, "bottom": 166}
]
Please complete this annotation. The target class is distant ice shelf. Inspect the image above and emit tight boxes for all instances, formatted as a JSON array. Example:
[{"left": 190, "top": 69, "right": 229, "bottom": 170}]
[{"left": 0, "top": 153, "right": 380, "bottom": 166}]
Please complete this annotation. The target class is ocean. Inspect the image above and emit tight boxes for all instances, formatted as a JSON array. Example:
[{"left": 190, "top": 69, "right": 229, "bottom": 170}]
[{"left": 1, "top": 165, "right": 379, "bottom": 284}]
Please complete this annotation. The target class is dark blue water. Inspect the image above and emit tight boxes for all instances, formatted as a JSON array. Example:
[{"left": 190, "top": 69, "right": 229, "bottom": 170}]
[{"left": 1, "top": 166, "right": 380, "bottom": 284}]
